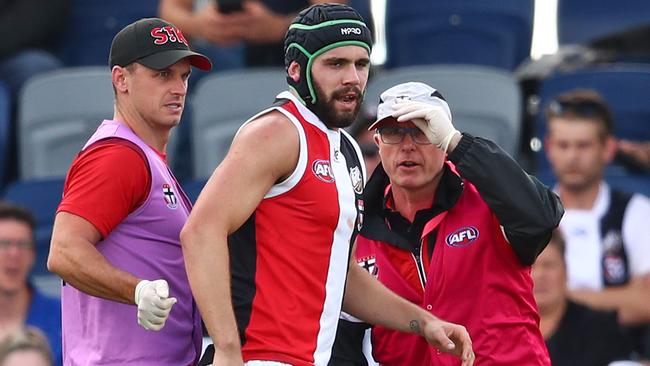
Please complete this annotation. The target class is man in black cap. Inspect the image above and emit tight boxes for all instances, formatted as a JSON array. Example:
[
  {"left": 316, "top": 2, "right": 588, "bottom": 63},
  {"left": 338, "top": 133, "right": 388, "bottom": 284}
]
[
  {"left": 47, "top": 18, "right": 211, "bottom": 366},
  {"left": 181, "top": 4, "right": 474, "bottom": 366}
]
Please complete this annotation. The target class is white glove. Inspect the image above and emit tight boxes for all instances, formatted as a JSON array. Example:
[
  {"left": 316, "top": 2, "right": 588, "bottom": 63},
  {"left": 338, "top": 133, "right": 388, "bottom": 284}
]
[
  {"left": 392, "top": 100, "right": 460, "bottom": 153},
  {"left": 134, "top": 279, "right": 177, "bottom": 331}
]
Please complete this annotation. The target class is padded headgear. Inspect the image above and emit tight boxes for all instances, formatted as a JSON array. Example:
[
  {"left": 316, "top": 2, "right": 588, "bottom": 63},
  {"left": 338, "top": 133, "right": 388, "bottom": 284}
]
[{"left": 284, "top": 4, "right": 373, "bottom": 105}]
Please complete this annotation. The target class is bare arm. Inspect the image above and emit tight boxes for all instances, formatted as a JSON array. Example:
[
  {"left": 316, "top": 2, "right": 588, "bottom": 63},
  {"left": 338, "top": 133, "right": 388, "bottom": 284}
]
[
  {"left": 343, "top": 248, "right": 475, "bottom": 365},
  {"left": 570, "top": 273, "right": 650, "bottom": 325},
  {"left": 159, "top": 0, "right": 245, "bottom": 46},
  {"left": 234, "top": 0, "right": 346, "bottom": 44},
  {"left": 181, "top": 111, "right": 299, "bottom": 363},
  {"left": 47, "top": 212, "right": 139, "bottom": 304},
  {"left": 158, "top": 0, "right": 199, "bottom": 37}
]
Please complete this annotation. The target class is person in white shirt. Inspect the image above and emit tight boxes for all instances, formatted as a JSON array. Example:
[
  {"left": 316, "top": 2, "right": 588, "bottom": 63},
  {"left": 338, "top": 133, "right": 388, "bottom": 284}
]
[{"left": 544, "top": 88, "right": 650, "bottom": 358}]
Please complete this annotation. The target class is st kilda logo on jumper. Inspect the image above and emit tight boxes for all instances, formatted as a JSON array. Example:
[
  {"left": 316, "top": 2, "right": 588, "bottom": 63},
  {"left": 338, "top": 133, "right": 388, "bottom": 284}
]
[
  {"left": 312, "top": 159, "right": 335, "bottom": 183},
  {"left": 349, "top": 166, "right": 363, "bottom": 195},
  {"left": 446, "top": 227, "right": 479, "bottom": 248},
  {"left": 150, "top": 26, "right": 189, "bottom": 47},
  {"left": 358, "top": 256, "right": 378, "bottom": 278},
  {"left": 162, "top": 183, "right": 178, "bottom": 209}
]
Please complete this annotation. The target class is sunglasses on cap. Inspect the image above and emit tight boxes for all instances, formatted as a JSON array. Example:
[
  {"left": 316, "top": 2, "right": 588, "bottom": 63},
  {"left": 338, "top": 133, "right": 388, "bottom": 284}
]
[
  {"left": 547, "top": 99, "right": 609, "bottom": 119},
  {"left": 377, "top": 126, "right": 431, "bottom": 145}
]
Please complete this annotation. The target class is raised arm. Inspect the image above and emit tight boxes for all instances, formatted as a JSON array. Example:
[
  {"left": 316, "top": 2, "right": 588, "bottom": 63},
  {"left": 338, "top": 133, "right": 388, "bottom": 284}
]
[
  {"left": 447, "top": 135, "right": 564, "bottom": 265},
  {"left": 180, "top": 111, "right": 299, "bottom": 364},
  {"left": 392, "top": 99, "right": 563, "bottom": 265}
]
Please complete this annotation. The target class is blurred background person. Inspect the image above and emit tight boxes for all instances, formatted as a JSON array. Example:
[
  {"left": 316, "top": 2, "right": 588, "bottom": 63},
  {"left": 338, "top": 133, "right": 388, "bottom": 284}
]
[
  {"left": 544, "top": 89, "right": 650, "bottom": 358},
  {"left": 158, "top": 0, "right": 363, "bottom": 71},
  {"left": 0, "top": 202, "right": 61, "bottom": 365},
  {"left": 0, "top": 327, "right": 53, "bottom": 366},
  {"left": 533, "top": 229, "right": 635, "bottom": 366}
]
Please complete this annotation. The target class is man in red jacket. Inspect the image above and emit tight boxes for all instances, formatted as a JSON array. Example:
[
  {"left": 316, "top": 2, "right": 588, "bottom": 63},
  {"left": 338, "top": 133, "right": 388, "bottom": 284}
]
[{"left": 330, "top": 82, "right": 564, "bottom": 365}]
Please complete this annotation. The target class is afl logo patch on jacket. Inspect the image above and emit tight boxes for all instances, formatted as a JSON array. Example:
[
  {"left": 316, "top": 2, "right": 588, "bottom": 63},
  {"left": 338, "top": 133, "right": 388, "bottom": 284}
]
[
  {"left": 446, "top": 226, "right": 479, "bottom": 247},
  {"left": 226, "top": 91, "right": 366, "bottom": 366},
  {"left": 354, "top": 163, "right": 549, "bottom": 366}
]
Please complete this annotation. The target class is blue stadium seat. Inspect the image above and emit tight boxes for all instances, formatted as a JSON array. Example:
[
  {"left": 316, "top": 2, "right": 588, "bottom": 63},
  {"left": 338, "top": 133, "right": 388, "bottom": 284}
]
[
  {"left": 190, "top": 67, "right": 286, "bottom": 179},
  {"left": 384, "top": 0, "right": 533, "bottom": 70},
  {"left": 558, "top": 0, "right": 650, "bottom": 45},
  {"left": 606, "top": 173, "right": 650, "bottom": 198},
  {"left": 55, "top": 0, "right": 159, "bottom": 66},
  {"left": 182, "top": 179, "right": 207, "bottom": 204},
  {"left": 534, "top": 64, "right": 650, "bottom": 173},
  {"left": 0, "top": 82, "right": 9, "bottom": 186},
  {"left": 535, "top": 169, "right": 650, "bottom": 198},
  {"left": 2, "top": 179, "right": 64, "bottom": 276}
]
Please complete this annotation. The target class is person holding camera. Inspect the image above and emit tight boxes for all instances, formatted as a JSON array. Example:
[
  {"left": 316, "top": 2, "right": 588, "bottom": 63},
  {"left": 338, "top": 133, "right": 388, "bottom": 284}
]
[{"left": 159, "top": 0, "right": 352, "bottom": 68}]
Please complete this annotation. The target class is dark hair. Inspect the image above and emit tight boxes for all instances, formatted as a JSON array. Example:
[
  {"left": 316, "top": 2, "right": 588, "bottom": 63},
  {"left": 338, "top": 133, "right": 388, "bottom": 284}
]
[
  {"left": 545, "top": 89, "right": 614, "bottom": 139},
  {"left": 0, "top": 201, "right": 36, "bottom": 232}
]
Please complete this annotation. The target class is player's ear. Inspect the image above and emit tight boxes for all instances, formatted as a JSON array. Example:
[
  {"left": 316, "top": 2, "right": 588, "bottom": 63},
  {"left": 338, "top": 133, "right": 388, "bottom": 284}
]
[
  {"left": 287, "top": 61, "right": 301, "bottom": 83},
  {"left": 112, "top": 65, "right": 129, "bottom": 93}
]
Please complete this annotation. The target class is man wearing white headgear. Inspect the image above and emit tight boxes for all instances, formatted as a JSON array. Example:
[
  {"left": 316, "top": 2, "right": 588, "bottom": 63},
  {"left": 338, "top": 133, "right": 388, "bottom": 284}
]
[{"left": 331, "top": 82, "right": 565, "bottom": 366}]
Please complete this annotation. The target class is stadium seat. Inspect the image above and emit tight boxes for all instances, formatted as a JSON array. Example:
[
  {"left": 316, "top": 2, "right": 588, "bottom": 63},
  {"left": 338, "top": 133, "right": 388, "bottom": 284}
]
[
  {"left": 534, "top": 64, "right": 650, "bottom": 173},
  {"left": 535, "top": 169, "right": 650, "bottom": 198},
  {"left": 364, "top": 65, "right": 523, "bottom": 156},
  {"left": 384, "top": 0, "right": 533, "bottom": 70},
  {"left": 17, "top": 67, "right": 113, "bottom": 179},
  {"left": 558, "top": 0, "right": 650, "bottom": 45},
  {"left": 2, "top": 179, "right": 65, "bottom": 277},
  {"left": 190, "top": 67, "right": 286, "bottom": 179},
  {"left": 56, "top": 0, "right": 159, "bottom": 66},
  {"left": 0, "top": 82, "right": 9, "bottom": 186},
  {"left": 182, "top": 179, "right": 208, "bottom": 204}
]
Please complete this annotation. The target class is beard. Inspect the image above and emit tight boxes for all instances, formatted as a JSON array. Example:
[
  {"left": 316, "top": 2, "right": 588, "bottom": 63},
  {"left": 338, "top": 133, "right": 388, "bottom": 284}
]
[
  {"left": 309, "top": 81, "right": 363, "bottom": 129},
  {"left": 557, "top": 168, "right": 602, "bottom": 194}
]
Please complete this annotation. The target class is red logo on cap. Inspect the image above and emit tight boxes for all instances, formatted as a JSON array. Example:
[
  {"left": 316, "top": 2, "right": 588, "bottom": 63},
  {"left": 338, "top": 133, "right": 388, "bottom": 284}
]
[{"left": 151, "top": 26, "right": 189, "bottom": 46}]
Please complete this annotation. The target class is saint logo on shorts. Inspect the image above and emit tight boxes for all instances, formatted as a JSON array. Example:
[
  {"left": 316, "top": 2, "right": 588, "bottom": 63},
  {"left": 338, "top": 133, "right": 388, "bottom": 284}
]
[
  {"left": 162, "top": 183, "right": 178, "bottom": 209},
  {"left": 312, "top": 159, "right": 335, "bottom": 183},
  {"left": 446, "top": 227, "right": 479, "bottom": 248}
]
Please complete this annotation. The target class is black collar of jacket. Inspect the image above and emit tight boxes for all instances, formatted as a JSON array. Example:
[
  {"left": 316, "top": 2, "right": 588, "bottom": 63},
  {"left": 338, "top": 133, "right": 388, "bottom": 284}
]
[{"left": 360, "top": 162, "right": 463, "bottom": 252}]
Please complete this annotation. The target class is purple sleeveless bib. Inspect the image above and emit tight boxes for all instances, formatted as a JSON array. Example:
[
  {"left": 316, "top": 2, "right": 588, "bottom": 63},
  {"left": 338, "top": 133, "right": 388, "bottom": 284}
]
[{"left": 61, "top": 120, "right": 201, "bottom": 365}]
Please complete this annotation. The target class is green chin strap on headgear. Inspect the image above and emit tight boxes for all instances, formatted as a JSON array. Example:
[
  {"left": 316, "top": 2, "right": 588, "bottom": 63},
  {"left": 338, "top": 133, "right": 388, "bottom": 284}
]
[{"left": 284, "top": 4, "right": 373, "bottom": 106}]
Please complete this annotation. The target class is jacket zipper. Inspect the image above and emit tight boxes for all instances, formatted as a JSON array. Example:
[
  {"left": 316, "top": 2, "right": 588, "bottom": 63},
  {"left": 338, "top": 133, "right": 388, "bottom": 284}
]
[{"left": 412, "top": 246, "right": 427, "bottom": 290}]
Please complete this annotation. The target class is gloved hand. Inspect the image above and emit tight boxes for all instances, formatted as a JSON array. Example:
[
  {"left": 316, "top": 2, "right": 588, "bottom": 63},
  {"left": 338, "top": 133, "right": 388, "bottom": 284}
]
[
  {"left": 134, "top": 279, "right": 177, "bottom": 331},
  {"left": 392, "top": 100, "right": 460, "bottom": 153}
]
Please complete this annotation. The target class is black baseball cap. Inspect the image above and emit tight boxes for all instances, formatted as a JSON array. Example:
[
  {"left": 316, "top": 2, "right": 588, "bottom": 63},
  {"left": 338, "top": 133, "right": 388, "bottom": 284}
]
[{"left": 109, "top": 18, "right": 212, "bottom": 71}]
